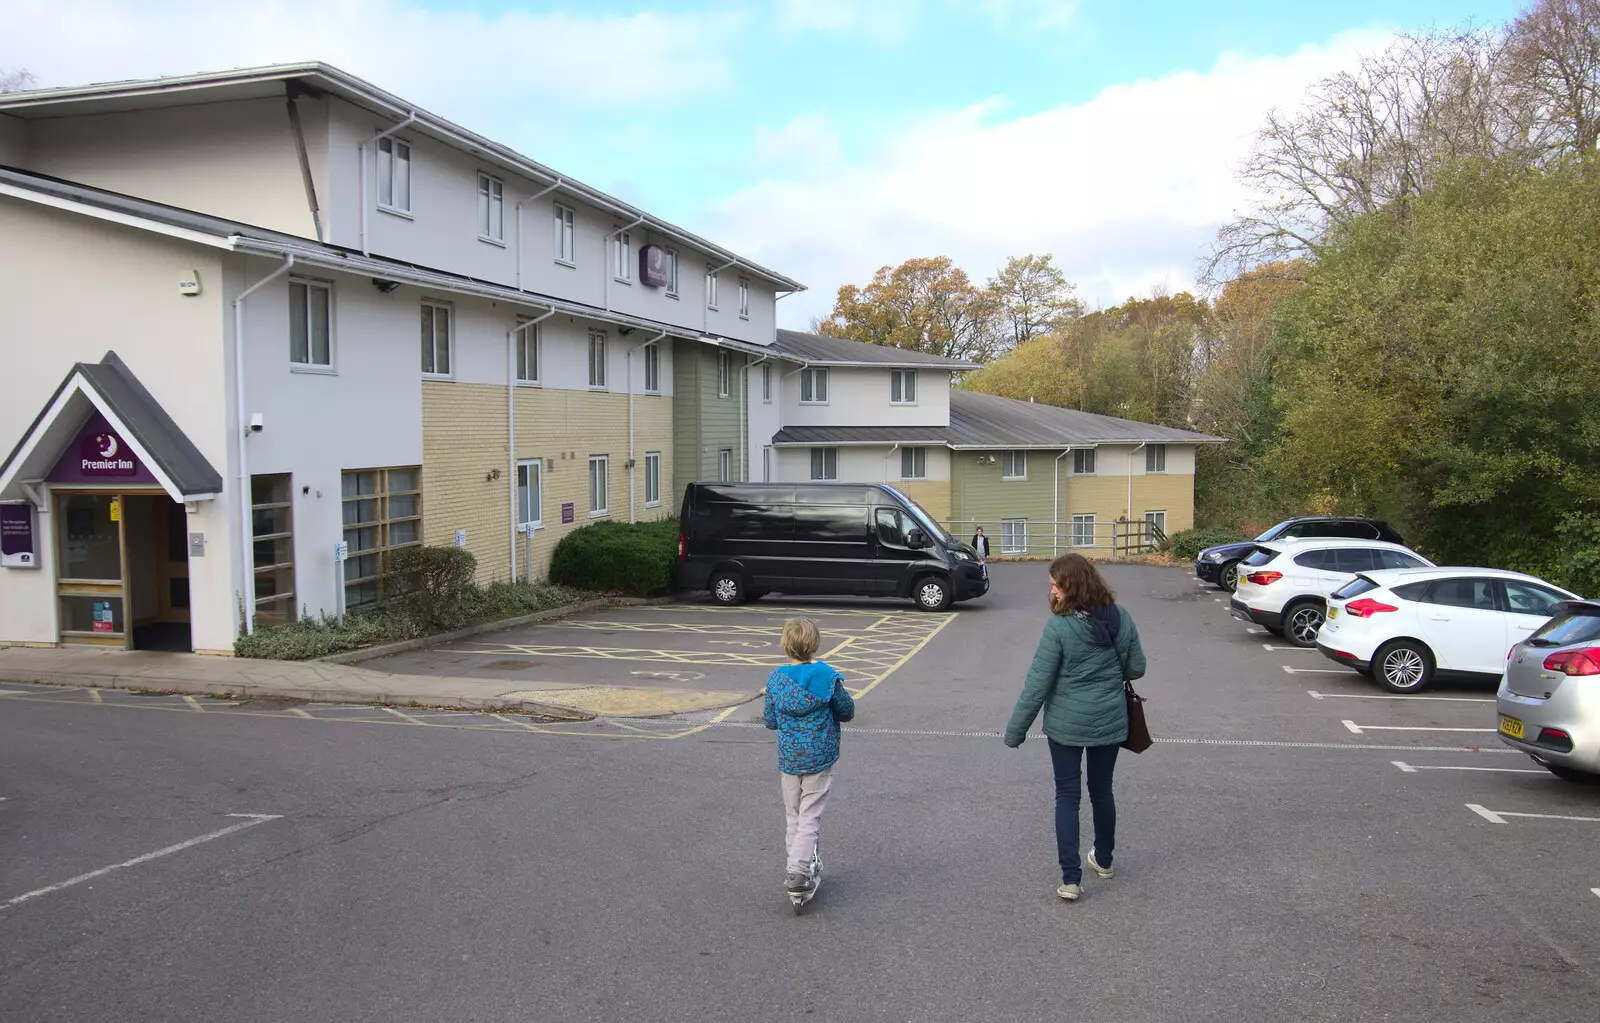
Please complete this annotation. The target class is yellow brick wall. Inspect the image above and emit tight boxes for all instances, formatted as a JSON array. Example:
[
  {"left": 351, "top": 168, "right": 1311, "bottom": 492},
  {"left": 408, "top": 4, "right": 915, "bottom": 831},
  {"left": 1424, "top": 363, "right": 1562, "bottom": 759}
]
[
  {"left": 1062, "top": 472, "right": 1196, "bottom": 558},
  {"left": 423, "top": 382, "right": 674, "bottom": 584},
  {"left": 892, "top": 480, "right": 953, "bottom": 523}
]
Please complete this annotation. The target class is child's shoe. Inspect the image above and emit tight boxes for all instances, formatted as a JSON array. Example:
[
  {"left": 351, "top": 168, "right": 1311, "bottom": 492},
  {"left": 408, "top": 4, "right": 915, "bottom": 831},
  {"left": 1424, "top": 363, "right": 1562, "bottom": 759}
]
[
  {"left": 785, "top": 873, "right": 816, "bottom": 894},
  {"left": 1087, "top": 849, "right": 1115, "bottom": 879},
  {"left": 1055, "top": 882, "right": 1082, "bottom": 901}
]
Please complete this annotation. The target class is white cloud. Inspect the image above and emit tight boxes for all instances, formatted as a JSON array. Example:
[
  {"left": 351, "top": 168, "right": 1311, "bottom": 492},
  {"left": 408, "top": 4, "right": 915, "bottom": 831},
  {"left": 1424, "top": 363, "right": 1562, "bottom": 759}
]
[
  {"left": 704, "top": 30, "right": 1392, "bottom": 327},
  {"left": 772, "top": 0, "right": 1078, "bottom": 39}
]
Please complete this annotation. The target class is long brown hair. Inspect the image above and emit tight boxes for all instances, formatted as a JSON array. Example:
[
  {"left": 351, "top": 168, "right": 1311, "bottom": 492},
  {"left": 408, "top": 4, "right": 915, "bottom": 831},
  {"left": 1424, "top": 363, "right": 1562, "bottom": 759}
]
[{"left": 1048, "top": 553, "right": 1115, "bottom": 615}]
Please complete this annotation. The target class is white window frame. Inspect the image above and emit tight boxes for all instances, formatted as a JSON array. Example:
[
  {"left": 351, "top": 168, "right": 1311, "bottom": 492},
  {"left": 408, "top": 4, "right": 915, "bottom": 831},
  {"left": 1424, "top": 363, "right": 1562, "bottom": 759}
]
[
  {"left": 514, "top": 318, "right": 540, "bottom": 384},
  {"left": 554, "top": 202, "right": 576, "bottom": 266},
  {"left": 420, "top": 300, "right": 452, "bottom": 378},
  {"left": 810, "top": 447, "right": 838, "bottom": 481},
  {"left": 762, "top": 445, "right": 772, "bottom": 482},
  {"left": 664, "top": 248, "right": 680, "bottom": 297},
  {"left": 1001, "top": 519, "right": 1028, "bottom": 555},
  {"left": 1073, "top": 448, "right": 1096, "bottom": 475},
  {"left": 891, "top": 369, "right": 917, "bottom": 405},
  {"left": 376, "top": 136, "right": 412, "bottom": 215},
  {"left": 643, "top": 343, "right": 661, "bottom": 394},
  {"left": 901, "top": 446, "right": 927, "bottom": 480},
  {"left": 1071, "top": 513, "right": 1096, "bottom": 548},
  {"left": 1002, "top": 450, "right": 1027, "bottom": 480},
  {"left": 717, "top": 351, "right": 733, "bottom": 398},
  {"left": 705, "top": 265, "right": 719, "bottom": 310},
  {"left": 644, "top": 451, "right": 662, "bottom": 507},
  {"left": 289, "top": 277, "right": 334, "bottom": 371},
  {"left": 762, "top": 363, "right": 772, "bottom": 403},
  {"left": 588, "top": 331, "right": 608, "bottom": 390},
  {"left": 251, "top": 473, "right": 296, "bottom": 624},
  {"left": 1144, "top": 509, "right": 1167, "bottom": 539},
  {"left": 800, "top": 367, "right": 830, "bottom": 404},
  {"left": 613, "top": 227, "right": 632, "bottom": 283},
  {"left": 738, "top": 278, "right": 750, "bottom": 319},
  {"left": 718, "top": 448, "right": 734, "bottom": 482},
  {"left": 477, "top": 172, "right": 504, "bottom": 244},
  {"left": 588, "top": 455, "right": 609, "bottom": 517},
  {"left": 1145, "top": 444, "right": 1167, "bottom": 473},
  {"left": 516, "top": 459, "right": 543, "bottom": 530}
]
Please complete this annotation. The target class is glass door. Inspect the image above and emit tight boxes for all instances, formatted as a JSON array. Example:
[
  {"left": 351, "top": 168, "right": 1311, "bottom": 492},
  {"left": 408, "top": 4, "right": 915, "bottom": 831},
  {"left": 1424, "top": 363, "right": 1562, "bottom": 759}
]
[{"left": 55, "top": 492, "right": 128, "bottom": 647}]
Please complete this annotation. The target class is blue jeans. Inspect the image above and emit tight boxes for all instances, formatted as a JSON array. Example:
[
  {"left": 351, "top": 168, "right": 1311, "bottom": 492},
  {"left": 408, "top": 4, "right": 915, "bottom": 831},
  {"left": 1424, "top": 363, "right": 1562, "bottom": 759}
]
[{"left": 1048, "top": 740, "right": 1119, "bottom": 885}]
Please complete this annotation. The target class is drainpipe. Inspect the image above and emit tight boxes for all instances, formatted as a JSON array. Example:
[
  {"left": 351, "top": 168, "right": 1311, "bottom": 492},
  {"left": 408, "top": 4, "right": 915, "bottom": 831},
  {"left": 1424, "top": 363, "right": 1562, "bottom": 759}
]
[
  {"left": 1053, "top": 449, "right": 1072, "bottom": 555},
  {"left": 232, "top": 254, "right": 295, "bottom": 636},
  {"left": 704, "top": 259, "right": 737, "bottom": 333},
  {"left": 515, "top": 179, "right": 564, "bottom": 291},
  {"left": 628, "top": 330, "right": 668, "bottom": 523},
  {"left": 745, "top": 353, "right": 770, "bottom": 484},
  {"left": 359, "top": 112, "right": 417, "bottom": 256},
  {"left": 604, "top": 216, "right": 647, "bottom": 313},
  {"left": 885, "top": 443, "right": 902, "bottom": 484},
  {"left": 508, "top": 309, "right": 556, "bottom": 582},
  {"left": 1128, "top": 440, "right": 1148, "bottom": 553}
]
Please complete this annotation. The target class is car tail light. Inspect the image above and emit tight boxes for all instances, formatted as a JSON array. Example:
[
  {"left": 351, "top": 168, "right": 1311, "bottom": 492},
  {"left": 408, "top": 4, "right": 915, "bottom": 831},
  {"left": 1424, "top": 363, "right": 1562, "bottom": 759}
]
[
  {"left": 677, "top": 533, "right": 686, "bottom": 563},
  {"left": 1245, "top": 571, "right": 1283, "bottom": 586},
  {"left": 1345, "top": 598, "right": 1399, "bottom": 618},
  {"left": 1537, "top": 728, "right": 1574, "bottom": 752},
  {"left": 1543, "top": 648, "right": 1600, "bottom": 676},
  {"left": 1329, "top": 649, "right": 1357, "bottom": 661}
]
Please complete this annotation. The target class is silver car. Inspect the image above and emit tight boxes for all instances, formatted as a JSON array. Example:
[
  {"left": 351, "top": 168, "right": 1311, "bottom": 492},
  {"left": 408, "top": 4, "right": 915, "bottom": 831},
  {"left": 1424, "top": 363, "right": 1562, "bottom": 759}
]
[{"left": 1498, "top": 599, "right": 1600, "bottom": 782}]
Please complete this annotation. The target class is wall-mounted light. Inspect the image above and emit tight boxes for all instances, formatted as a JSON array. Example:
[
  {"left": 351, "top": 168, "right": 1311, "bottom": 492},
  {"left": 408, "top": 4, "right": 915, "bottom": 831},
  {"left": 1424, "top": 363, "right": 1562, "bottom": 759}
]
[
  {"left": 485, "top": 468, "right": 502, "bottom": 482},
  {"left": 371, "top": 278, "right": 401, "bottom": 293}
]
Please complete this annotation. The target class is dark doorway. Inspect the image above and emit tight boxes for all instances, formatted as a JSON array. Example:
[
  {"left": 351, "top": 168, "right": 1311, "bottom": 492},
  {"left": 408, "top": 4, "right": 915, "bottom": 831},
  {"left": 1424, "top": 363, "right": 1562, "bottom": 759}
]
[{"left": 124, "top": 495, "right": 192, "bottom": 652}]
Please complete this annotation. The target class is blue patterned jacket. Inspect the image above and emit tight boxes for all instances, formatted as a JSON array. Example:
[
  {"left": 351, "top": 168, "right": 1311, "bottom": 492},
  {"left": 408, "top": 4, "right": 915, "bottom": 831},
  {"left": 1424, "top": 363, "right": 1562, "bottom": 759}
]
[{"left": 764, "top": 661, "right": 855, "bottom": 775}]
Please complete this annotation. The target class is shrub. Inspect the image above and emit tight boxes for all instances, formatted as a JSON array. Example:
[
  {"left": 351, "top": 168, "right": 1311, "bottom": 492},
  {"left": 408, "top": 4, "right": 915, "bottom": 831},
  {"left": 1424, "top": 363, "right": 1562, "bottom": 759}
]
[
  {"left": 548, "top": 518, "right": 678, "bottom": 597},
  {"left": 1165, "top": 526, "right": 1250, "bottom": 561},
  {"left": 388, "top": 545, "right": 478, "bottom": 631}
]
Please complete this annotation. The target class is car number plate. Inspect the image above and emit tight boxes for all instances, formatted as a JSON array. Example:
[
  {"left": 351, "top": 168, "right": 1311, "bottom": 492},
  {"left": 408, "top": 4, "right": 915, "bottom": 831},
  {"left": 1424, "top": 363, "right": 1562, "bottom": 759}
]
[
  {"left": 1498, "top": 715, "right": 1524, "bottom": 740},
  {"left": 1326, "top": 607, "right": 1339, "bottom": 619}
]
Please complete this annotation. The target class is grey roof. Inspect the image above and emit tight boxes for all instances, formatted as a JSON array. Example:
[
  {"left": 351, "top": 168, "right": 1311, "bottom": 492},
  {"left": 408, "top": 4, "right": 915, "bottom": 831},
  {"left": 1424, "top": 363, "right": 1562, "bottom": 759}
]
[
  {"left": 0, "top": 352, "right": 224, "bottom": 500},
  {"left": 772, "top": 390, "right": 1227, "bottom": 448},
  {"left": 771, "top": 330, "right": 982, "bottom": 370}
]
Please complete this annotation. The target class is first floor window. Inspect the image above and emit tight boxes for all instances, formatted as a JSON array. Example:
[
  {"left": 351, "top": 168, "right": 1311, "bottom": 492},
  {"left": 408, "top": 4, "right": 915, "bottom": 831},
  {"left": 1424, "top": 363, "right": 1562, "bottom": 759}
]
[
  {"left": 515, "top": 319, "right": 540, "bottom": 383},
  {"left": 1073, "top": 448, "right": 1096, "bottom": 475},
  {"left": 1001, "top": 519, "right": 1028, "bottom": 555},
  {"left": 762, "top": 445, "right": 772, "bottom": 481},
  {"left": 588, "top": 331, "right": 607, "bottom": 388},
  {"left": 517, "top": 460, "right": 542, "bottom": 529},
  {"left": 421, "top": 300, "right": 451, "bottom": 376},
  {"left": 705, "top": 266, "right": 719, "bottom": 309},
  {"left": 289, "top": 278, "right": 332, "bottom": 367},
  {"left": 376, "top": 136, "right": 411, "bottom": 212},
  {"left": 738, "top": 278, "right": 750, "bottom": 318},
  {"left": 251, "top": 474, "right": 295, "bottom": 625},
  {"left": 1146, "top": 444, "right": 1167, "bottom": 472},
  {"left": 901, "top": 446, "right": 927, "bottom": 479},
  {"left": 891, "top": 369, "right": 917, "bottom": 404},
  {"left": 1002, "top": 450, "right": 1027, "bottom": 479},
  {"left": 1071, "top": 513, "right": 1096, "bottom": 548},
  {"left": 554, "top": 202, "right": 575, "bottom": 263},
  {"left": 645, "top": 451, "right": 662, "bottom": 506},
  {"left": 644, "top": 343, "right": 661, "bottom": 393},
  {"left": 800, "top": 367, "right": 830, "bottom": 403},
  {"left": 1144, "top": 510, "right": 1167, "bottom": 545},
  {"left": 665, "top": 249, "right": 680, "bottom": 296},
  {"left": 810, "top": 447, "right": 838, "bottom": 481},
  {"left": 589, "top": 455, "right": 609, "bottom": 515},
  {"left": 717, "top": 351, "right": 733, "bottom": 397},
  {"left": 613, "top": 227, "right": 632, "bottom": 281},
  {"left": 762, "top": 363, "right": 772, "bottom": 402},
  {"left": 342, "top": 467, "right": 422, "bottom": 608},
  {"left": 477, "top": 172, "right": 504, "bottom": 241},
  {"left": 718, "top": 448, "right": 733, "bottom": 482}
]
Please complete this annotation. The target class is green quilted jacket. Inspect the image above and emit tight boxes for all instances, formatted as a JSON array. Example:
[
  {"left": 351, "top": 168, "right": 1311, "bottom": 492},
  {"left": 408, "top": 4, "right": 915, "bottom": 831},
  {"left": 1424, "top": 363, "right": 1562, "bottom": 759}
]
[{"left": 1004, "top": 606, "right": 1146, "bottom": 748}]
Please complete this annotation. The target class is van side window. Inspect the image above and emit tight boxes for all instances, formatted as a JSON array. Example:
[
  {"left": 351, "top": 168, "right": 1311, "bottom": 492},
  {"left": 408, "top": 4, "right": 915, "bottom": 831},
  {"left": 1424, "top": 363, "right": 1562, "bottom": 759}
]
[
  {"left": 875, "top": 507, "right": 906, "bottom": 546},
  {"left": 795, "top": 506, "right": 866, "bottom": 542}
]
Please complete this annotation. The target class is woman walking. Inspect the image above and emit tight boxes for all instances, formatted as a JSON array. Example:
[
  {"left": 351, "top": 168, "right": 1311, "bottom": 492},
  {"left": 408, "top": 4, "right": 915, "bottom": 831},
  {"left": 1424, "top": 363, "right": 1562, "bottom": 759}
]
[{"left": 1004, "top": 553, "right": 1146, "bottom": 901}]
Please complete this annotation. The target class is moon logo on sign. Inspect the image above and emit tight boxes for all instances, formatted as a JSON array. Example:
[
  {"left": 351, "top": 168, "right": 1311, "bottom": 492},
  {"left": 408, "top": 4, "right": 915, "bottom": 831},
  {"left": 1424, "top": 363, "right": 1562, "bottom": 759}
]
[{"left": 97, "top": 434, "right": 118, "bottom": 459}]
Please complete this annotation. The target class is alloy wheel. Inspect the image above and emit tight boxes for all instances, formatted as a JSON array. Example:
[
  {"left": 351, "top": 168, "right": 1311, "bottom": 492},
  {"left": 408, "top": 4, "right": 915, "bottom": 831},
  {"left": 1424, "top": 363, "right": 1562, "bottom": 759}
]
[
  {"left": 1288, "top": 604, "right": 1324, "bottom": 646},
  {"left": 1381, "top": 648, "right": 1426, "bottom": 690}
]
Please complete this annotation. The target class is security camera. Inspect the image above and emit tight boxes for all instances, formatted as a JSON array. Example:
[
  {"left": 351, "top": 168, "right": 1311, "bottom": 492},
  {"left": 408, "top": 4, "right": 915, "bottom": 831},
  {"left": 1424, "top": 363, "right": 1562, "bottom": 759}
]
[{"left": 249, "top": 413, "right": 265, "bottom": 433}]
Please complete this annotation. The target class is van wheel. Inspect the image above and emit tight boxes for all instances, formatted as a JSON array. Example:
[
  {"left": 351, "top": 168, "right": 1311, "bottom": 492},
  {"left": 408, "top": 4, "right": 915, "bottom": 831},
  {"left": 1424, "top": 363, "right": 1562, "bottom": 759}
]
[
  {"left": 912, "top": 575, "right": 953, "bottom": 612},
  {"left": 709, "top": 571, "right": 745, "bottom": 606}
]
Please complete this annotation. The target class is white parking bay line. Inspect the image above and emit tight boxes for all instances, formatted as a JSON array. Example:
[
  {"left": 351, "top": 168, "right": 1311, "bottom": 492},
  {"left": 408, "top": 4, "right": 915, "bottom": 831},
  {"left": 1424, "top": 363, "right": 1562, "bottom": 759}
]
[
  {"left": 1592, "top": 888, "right": 1600, "bottom": 899},
  {"left": 1466, "top": 804, "right": 1600, "bottom": 825},
  {"left": 1343, "top": 720, "right": 1496, "bottom": 734},
  {"left": 1283, "top": 665, "right": 1350, "bottom": 675},
  {"left": 1309, "top": 690, "right": 1494, "bottom": 703},
  {"left": 1, "top": 813, "right": 282, "bottom": 910},
  {"left": 1391, "top": 761, "right": 1543, "bottom": 774},
  {"left": 1263, "top": 644, "right": 1315, "bottom": 652}
]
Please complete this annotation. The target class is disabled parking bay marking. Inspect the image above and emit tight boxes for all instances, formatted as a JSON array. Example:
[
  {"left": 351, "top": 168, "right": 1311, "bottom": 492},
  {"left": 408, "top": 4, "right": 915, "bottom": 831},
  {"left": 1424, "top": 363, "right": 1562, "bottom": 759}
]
[
  {"left": 1344, "top": 720, "right": 1495, "bottom": 734},
  {"left": 1309, "top": 690, "right": 1493, "bottom": 703},
  {"left": 1391, "top": 761, "right": 1543, "bottom": 774},
  {"left": 1466, "top": 804, "right": 1600, "bottom": 825}
]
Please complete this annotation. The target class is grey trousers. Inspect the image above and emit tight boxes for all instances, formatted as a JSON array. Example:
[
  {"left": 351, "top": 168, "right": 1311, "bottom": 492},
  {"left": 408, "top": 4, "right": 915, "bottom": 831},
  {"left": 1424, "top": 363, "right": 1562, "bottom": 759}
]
[{"left": 780, "top": 767, "right": 833, "bottom": 875}]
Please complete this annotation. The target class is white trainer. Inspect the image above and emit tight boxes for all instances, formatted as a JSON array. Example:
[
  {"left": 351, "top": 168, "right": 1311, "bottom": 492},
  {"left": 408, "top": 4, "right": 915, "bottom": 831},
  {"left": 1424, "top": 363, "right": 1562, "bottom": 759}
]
[
  {"left": 1087, "top": 849, "right": 1115, "bottom": 879},
  {"left": 1056, "top": 883, "right": 1082, "bottom": 901}
]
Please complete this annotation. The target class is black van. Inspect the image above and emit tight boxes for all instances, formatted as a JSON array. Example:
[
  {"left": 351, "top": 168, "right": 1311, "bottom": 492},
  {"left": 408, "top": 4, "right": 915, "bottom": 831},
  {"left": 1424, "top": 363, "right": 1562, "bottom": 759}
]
[{"left": 676, "top": 482, "right": 988, "bottom": 611}]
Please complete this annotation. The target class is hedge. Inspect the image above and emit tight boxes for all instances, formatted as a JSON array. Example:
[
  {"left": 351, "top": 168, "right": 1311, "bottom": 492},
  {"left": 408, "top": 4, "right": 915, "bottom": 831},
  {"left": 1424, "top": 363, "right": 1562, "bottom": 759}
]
[
  {"left": 548, "top": 518, "right": 679, "bottom": 597},
  {"left": 1165, "top": 526, "right": 1251, "bottom": 561}
]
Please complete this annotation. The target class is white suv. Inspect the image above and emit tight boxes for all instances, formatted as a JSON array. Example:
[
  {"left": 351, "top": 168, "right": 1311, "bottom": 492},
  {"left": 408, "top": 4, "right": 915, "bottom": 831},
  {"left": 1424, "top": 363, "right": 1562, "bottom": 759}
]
[{"left": 1229, "top": 538, "right": 1434, "bottom": 647}]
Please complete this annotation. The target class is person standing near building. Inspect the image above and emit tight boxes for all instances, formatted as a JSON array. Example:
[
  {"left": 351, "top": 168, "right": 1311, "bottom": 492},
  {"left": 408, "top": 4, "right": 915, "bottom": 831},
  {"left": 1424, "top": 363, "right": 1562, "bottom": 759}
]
[{"left": 971, "top": 526, "right": 990, "bottom": 560}]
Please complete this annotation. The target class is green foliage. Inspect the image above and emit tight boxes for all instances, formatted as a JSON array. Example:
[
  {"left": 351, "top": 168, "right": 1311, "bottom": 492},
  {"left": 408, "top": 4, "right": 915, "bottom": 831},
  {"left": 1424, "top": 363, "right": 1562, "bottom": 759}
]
[
  {"left": 548, "top": 518, "right": 679, "bottom": 597},
  {"left": 387, "top": 545, "right": 478, "bottom": 631},
  {"left": 1165, "top": 527, "right": 1251, "bottom": 561}
]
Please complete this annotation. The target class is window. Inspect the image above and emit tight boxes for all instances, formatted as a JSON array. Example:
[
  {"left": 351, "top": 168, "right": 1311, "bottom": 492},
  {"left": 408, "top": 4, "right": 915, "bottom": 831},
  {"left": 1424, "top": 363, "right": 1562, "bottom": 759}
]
[
  {"left": 891, "top": 370, "right": 917, "bottom": 405},
  {"left": 705, "top": 265, "right": 719, "bottom": 309},
  {"left": 1331, "top": 548, "right": 1378, "bottom": 573},
  {"left": 810, "top": 447, "right": 838, "bottom": 480},
  {"left": 376, "top": 136, "right": 411, "bottom": 213},
  {"left": 762, "top": 363, "right": 772, "bottom": 402},
  {"left": 1002, "top": 450, "right": 1027, "bottom": 479},
  {"left": 289, "top": 278, "right": 332, "bottom": 368},
  {"left": 643, "top": 343, "right": 661, "bottom": 393},
  {"left": 644, "top": 451, "right": 662, "bottom": 506},
  {"left": 588, "top": 331, "right": 607, "bottom": 389},
  {"left": 613, "top": 227, "right": 632, "bottom": 282},
  {"left": 762, "top": 445, "right": 772, "bottom": 482},
  {"left": 553, "top": 203, "right": 575, "bottom": 264},
  {"left": 1146, "top": 444, "right": 1167, "bottom": 472},
  {"left": 1072, "top": 448, "right": 1096, "bottom": 474},
  {"left": 1144, "top": 510, "right": 1166, "bottom": 540},
  {"left": 1071, "top": 514, "right": 1096, "bottom": 548},
  {"left": 717, "top": 351, "right": 733, "bottom": 398},
  {"left": 516, "top": 459, "right": 542, "bottom": 529},
  {"left": 588, "top": 456, "right": 609, "bottom": 516},
  {"left": 800, "top": 367, "right": 830, "bottom": 404},
  {"left": 1377, "top": 549, "right": 1426, "bottom": 569},
  {"left": 901, "top": 447, "right": 927, "bottom": 479},
  {"left": 477, "top": 173, "right": 504, "bottom": 242},
  {"left": 1504, "top": 581, "right": 1567, "bottom": 617},
  {"left": 738, "top": 278, "right": 750, "bottom": 318},
  {"left": 342, "top": 467, "right": 422, "bottom": 608},
  {"left": 718, "top": 448, "right": 733, "bottom": 482},
  {"left": 1001, "top": 519, "right": 1028, "bottom": 555},
  {"left": 251, "top": 474, "right": 295, "bottom": 625},
  {"left": 875, "top": 507, "right": 908, "bottom": 547},
  {"left": 515, "top": 319, "right": 540, "bottom": 384},
  {"left": 1424, "top": 577, "right": 1497, "bottom": 610},
  {"left": 665, "top": 249, "right": 679, "bottom": 297},
  {"left": 420, "top": 301, "right": 452, "bottom": 376},
  {"left": 1293, "top": 550, "right": 1330, "bottom": 570}
]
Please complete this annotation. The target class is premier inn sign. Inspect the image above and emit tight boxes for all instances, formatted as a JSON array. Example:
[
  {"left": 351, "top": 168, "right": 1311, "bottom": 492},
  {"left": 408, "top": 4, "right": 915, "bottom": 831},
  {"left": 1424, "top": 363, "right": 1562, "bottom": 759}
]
[{"left": 49, "top": 414, "right": 156, "bottom": 485}]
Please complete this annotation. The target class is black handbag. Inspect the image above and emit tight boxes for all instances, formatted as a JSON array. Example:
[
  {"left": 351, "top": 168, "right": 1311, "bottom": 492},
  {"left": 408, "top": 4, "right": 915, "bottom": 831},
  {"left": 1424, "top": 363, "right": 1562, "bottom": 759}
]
[{"left": 1114, "top": 630, "right": 1153, "bottom": 754}]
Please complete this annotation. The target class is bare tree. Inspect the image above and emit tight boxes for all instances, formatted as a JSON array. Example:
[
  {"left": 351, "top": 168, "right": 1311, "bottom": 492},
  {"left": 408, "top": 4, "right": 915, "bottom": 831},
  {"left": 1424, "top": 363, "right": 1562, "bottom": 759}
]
[
  {"left": 1506, "top": 0, "right": 1600, "bottom": 162},
  {"left": 1, "top": 68, "right": 38, "bottom": 93}
]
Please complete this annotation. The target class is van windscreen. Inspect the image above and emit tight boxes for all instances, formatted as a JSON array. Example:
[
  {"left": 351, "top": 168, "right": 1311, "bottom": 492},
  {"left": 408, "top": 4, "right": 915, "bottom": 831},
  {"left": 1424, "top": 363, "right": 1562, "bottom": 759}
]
[{"left": 886, "top": 489, "right": 951, "bottom": 544}]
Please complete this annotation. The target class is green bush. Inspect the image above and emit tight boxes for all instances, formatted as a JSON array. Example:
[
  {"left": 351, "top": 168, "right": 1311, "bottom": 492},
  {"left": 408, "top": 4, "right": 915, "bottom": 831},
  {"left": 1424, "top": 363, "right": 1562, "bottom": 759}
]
[
  {"left": 1165, "top": 526, "right": 1250, "bottom": 561},
  {"left": 548, "top": 518, "right": 678, "bottom": 597},
  {"left": 388, "top": 544, "right": 478, "bottom": 631}
]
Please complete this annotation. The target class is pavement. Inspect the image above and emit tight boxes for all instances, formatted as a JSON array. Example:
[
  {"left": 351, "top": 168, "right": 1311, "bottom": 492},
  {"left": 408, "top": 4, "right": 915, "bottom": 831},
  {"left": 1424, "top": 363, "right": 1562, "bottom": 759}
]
[{"left": 3, "top": 561, "right": 1598, "bottom": 1023}]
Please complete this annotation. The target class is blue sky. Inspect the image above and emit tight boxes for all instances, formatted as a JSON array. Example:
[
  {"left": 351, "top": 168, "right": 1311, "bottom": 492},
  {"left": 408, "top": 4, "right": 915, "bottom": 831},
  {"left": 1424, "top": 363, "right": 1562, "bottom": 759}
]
[{"left": 5, "top": 0, "right": 1527, "bottom": 325}]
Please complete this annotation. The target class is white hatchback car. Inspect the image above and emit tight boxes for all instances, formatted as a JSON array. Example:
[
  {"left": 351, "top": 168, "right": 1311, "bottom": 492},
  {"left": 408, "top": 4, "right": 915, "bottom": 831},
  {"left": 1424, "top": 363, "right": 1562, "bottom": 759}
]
[
  {"left": 1318, "top": 568, "right": 1579, "bottom": 692},
  {"left": 1229, "top": 538, "right": 1435, "bottom": 647}
]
